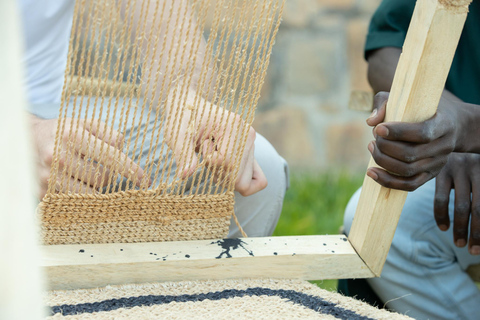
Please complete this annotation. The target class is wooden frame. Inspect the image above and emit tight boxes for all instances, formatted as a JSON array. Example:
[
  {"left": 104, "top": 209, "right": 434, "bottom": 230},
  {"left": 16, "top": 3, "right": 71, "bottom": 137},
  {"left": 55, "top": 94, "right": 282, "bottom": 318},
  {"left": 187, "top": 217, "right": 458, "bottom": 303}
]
[
  {"left": 0, "top": 1, "right": 45, "bottom": 318},
  {"left": 43, "top": 236, "right": 374, "bottom": 289},
  {"left": 39, "top": 0, "right": 472, "bottom": 290}
]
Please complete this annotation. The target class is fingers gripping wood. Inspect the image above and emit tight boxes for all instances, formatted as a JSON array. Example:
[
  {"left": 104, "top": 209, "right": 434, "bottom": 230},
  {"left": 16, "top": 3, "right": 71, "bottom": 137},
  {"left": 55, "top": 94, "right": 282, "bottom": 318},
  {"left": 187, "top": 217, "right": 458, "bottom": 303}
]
[{"left": 349, "top": 0, "right": 472, "bottom": 276}]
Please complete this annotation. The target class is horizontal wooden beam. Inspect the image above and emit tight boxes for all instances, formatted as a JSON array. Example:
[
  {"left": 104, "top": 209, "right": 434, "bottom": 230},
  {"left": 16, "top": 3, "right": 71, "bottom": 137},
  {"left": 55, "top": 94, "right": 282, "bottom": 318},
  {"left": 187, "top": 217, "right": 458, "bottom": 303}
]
[{"left": 41, "top": 235, "right": 374, "bottom": 290}]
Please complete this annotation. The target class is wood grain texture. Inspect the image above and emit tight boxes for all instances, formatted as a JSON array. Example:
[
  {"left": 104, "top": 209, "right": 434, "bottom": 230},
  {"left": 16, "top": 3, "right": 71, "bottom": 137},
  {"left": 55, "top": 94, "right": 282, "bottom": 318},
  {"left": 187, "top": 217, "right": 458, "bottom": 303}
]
[
  {"left": 349, "top": 0, "right": 471, "bottom": 276},
  {"left": 439, "top": 0, "right": 472, "bottom": 10},
  {"left": 41, "top": 235, "right": 374, "bottom": 290},
  {"left": 0, "top": 1, "right": 46, "bottom": 318},
  {"left": 348, "top": 90, "right": 374, "bottom": 112}
]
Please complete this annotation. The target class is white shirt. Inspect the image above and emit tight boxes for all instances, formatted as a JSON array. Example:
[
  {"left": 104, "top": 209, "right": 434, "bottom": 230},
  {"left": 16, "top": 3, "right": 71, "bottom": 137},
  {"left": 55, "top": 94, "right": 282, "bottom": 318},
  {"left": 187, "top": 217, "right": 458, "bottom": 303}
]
[{"left": 19, "top": 0, "right": 74, "bottom": 105}]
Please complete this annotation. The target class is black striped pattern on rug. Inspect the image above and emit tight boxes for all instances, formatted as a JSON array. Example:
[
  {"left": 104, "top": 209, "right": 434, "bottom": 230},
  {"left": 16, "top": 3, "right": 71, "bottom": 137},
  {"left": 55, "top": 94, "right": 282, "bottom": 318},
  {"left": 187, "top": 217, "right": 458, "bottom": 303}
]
[{"left": 50, "top": 287, "right": 375, "bottom": 320}]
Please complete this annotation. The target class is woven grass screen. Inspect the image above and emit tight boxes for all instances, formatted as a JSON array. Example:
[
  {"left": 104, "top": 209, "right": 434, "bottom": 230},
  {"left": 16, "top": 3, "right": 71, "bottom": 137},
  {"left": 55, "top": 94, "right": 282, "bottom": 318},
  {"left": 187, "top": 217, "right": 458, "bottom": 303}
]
[{"left": 39, "top": 0, "right": 284, "bottom": 245}]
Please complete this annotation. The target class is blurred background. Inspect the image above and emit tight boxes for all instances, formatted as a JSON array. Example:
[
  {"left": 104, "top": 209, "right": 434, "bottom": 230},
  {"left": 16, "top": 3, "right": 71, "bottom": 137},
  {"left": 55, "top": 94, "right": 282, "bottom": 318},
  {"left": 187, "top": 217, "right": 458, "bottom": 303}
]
[
  {"left": 263, "top": 0, "right": 382, "bottom": 290},
  {"left": 256, "top": 0, "right": 380, "bottom": 172}
]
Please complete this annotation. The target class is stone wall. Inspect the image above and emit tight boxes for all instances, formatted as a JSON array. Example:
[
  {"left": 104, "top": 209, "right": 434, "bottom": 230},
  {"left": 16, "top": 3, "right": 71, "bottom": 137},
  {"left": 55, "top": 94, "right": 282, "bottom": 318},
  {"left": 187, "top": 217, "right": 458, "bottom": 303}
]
[{"left": 254, "top": 0, "right": 382, "bottom": 173}]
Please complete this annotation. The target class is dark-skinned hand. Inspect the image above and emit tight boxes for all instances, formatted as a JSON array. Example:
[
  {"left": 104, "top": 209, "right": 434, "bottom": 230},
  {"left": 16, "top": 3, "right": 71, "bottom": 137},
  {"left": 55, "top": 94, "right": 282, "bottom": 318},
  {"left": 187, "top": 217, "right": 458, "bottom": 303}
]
[
  {"left": 434, "top": 152, "right": 480, "bottom": 255},
  {"left": 366, "top": 92, "right": 472, "bottom": 191}
]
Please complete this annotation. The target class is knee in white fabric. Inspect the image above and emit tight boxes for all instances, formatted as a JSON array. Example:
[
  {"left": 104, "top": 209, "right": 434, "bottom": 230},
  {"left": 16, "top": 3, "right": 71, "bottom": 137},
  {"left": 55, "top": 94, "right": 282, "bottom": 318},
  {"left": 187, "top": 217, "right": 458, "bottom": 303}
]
[{"left": 229, "top": 133, "right": 289, "bottom": 237}]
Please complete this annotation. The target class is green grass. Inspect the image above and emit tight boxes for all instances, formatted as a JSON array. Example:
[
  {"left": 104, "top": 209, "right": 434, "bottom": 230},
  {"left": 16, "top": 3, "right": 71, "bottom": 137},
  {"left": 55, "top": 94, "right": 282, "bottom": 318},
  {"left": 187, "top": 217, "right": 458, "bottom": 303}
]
[{"left": 273, "top": 172, "right": 364, "bottom": 291}]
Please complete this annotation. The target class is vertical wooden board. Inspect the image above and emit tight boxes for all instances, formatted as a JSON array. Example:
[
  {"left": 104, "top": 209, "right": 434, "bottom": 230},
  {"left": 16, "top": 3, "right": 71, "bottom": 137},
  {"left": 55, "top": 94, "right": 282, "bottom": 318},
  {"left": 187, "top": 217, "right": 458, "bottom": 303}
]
[
  {"left": 349, "top": 0, "right": 471, "bottom": 276},
  {"left": 0, "top": 1, "right": 46, "bottom": 319}
]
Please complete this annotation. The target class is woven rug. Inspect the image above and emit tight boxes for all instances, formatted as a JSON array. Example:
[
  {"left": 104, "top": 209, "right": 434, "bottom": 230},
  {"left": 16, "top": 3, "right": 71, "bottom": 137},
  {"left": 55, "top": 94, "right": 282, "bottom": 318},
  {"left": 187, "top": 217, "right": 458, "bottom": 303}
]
[{"left": 45, "top": 279, "right": 413, "bottom": 319}]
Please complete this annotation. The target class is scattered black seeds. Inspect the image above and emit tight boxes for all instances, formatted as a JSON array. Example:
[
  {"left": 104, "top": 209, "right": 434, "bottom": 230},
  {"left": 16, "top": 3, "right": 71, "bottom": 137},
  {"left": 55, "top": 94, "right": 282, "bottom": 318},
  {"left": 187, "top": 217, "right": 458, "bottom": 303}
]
[
  {"left": 90, "top": 255, "right": 93, "bottom": 258},
  {"left": 120, "top": 249, "right": 123, "bottom": 251},
  {"left": 185, "top": 255, "right": 190, "bottom": 258},
  {"left": 156, "top": 258, "right": 160, "bottom": 261},
  {"left": 79, "top": 249, "right": 85, "bottom": 253},
  {"left": 332, "top": 251, "right": 335, "bottom": 253},
  {"left": 323, "top": 243, "right": 326, "bottom": 246},
  {"left": 342, "top": 238, "right": 348, "bottom": 242},
  {"left": 273, "top": 252, "right": 278, "bottom": 255}
]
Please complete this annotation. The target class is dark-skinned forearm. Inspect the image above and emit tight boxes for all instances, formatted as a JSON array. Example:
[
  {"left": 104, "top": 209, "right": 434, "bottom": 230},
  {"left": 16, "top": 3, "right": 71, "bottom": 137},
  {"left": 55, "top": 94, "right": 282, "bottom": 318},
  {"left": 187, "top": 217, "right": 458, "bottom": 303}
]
[
  {"left": 368, "top": 47, "right": 461, "bottom": 102},
  {"left": 367, "top": 47, "right": 400, "bottom": 93}
]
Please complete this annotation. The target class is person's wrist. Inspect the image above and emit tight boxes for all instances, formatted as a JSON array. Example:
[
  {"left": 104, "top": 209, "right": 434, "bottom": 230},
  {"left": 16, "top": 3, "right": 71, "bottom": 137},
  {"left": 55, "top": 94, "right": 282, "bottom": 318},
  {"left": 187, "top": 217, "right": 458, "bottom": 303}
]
[{"left": 27, "top": 112, "right": 43, "bottom": 126}]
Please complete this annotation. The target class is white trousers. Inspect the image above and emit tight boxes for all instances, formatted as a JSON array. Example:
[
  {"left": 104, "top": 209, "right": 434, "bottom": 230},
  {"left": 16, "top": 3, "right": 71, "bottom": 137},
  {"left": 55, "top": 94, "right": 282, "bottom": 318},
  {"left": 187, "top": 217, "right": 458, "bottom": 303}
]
[{"left": 344, "top": 180, "right": 480, "bottom": 320}]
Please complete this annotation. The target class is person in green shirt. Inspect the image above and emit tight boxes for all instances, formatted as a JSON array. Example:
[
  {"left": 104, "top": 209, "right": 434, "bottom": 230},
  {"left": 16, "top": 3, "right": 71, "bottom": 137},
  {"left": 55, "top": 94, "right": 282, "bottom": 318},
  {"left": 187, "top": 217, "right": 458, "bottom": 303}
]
[{"left": 342, "top": 1, "right": 480, "bottom": 319}]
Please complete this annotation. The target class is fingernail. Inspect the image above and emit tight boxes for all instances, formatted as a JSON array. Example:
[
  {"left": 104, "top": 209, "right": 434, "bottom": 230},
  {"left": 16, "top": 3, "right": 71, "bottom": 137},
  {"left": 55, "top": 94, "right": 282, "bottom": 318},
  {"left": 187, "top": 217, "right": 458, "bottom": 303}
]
[
  {"left": 367, "top": 141, "right": 374, "bottom": 154},
  {"left": 367, "top": 169, "right": 378, "bottom": 181},
  {"left": 376, "top": 125, "right": 389, "bottom": 138},
  {"left": 470, "top": 245, "right": 480, "bottom": 255},
  {"left": 438, "top": 225, "right": 448, "bottom": 232},
  {"left": 456, "top": 239, "right": 466, "bottom": 248},
  {"left": 367, "top": 108, "right": 377, "bottom": 120}
]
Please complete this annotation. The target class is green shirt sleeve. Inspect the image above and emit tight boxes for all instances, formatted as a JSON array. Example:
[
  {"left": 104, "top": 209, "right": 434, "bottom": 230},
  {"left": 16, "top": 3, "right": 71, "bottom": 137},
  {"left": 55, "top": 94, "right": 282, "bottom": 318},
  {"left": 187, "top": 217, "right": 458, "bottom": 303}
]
[
  {"left": 365, "top": 0, "right": 416, "bottom": 58},
  {"left": 365, "top": 0, "right": 480, "bottom": 105}
]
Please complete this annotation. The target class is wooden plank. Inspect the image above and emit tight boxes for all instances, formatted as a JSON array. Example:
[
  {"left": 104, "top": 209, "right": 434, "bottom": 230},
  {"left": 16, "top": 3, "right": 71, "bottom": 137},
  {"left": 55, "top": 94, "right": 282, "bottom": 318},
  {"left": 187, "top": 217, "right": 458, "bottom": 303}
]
[
  {"left": 349, "top": 0, "right": 472, "bottom": 276},
  {"left": 348, "top": 90, "right": 374, "bottom": 112},
  {"left": 0, "top": 1, "right": 46, "bottom": 319},
  {"left": 41, "top": 235, "right": 374, "bottom": 290}
]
